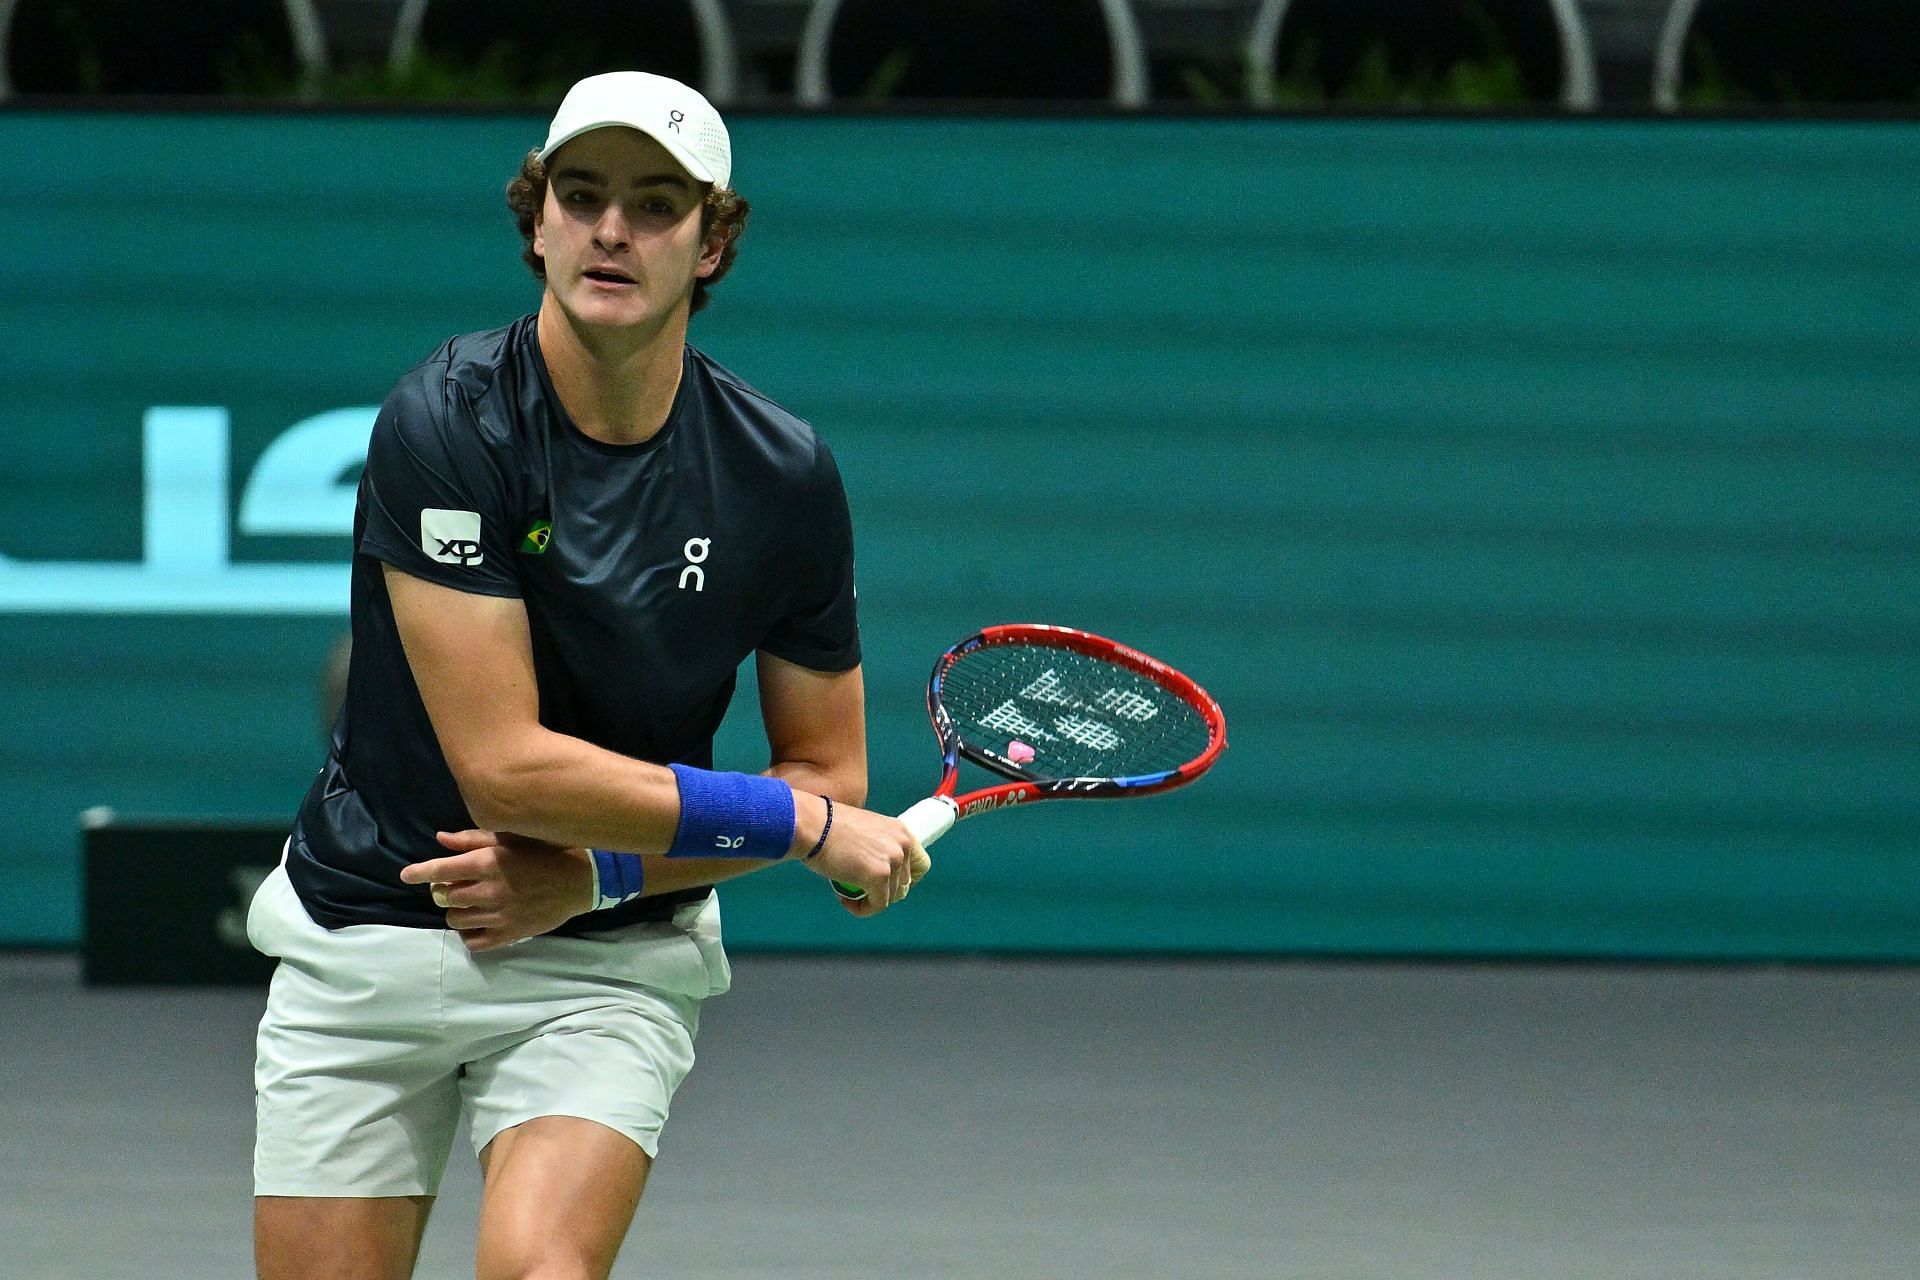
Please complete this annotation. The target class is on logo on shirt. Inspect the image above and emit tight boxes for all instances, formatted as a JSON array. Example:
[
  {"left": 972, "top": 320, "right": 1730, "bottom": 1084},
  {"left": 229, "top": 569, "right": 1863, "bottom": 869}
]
[
  {"left": 679, "top": 537, "right": 709, "bottom": 591},
  {"left": 422, "top": 509, "right": 484, "bottom": 567}
]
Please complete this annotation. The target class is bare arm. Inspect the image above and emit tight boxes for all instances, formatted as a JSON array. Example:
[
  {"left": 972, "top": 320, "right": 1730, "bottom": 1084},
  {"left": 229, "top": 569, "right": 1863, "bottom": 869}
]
[
  {"left": 386, "top": 566, "right": 916, "bottom": 944},
  {"left": 384, "top": 563, "right": 701, "bottom": 856},
  {"left": 755, "top": 648, "right": 868, "bottom": 807}
]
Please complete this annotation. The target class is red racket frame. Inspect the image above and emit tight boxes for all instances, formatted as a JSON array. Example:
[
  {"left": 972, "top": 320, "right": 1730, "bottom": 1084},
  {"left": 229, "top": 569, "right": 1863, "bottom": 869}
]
[{"left": 927, "top": 622, "right": 1228, "bottom": 820}]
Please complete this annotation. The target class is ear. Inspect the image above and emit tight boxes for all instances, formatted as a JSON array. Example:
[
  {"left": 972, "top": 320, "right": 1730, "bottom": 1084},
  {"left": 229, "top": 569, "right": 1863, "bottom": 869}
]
[
  {"left": 694, "top": 223, "right": 728, "bottom": 279},
  {"left": 532, "top": 198, "right": 546, "bottom": 259}
]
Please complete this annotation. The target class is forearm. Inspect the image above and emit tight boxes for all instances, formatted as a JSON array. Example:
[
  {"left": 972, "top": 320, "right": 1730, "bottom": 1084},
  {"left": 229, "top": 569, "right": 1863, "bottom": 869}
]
[
  {"left": 577, "top": 758, "right": 863, "bottom": 900},
  {"left": 460, "top": 728, "right": 678, "bottom": 852},
  {"left": 615, "top": 853, "right": 784, "bottom": 896},
  {"left": 417, "top": 742, "right": 911, "bottom": 938},
  {"left": 464, "top": 727, "right": 820, "bottom": 863},
  {"left": 563, "top": 760, "right": 851, "bottom": 902},
  {"left": 764, "top": 757, "right": 867, "bottom": 808}
]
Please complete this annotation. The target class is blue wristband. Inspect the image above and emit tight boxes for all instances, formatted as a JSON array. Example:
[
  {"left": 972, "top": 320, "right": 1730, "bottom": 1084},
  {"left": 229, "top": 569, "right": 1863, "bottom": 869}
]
[
  {"left": 667, "top": 763, "right": 796, "bottom": 860},
  {"left": 589, "top": 849, "right": 645, "bottom": 911}
]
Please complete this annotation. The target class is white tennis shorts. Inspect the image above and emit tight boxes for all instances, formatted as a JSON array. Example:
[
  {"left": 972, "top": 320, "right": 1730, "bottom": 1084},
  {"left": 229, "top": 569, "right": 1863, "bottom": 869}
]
[{"left": 248, "top": 859, "right": 730, "bottom": 1197}]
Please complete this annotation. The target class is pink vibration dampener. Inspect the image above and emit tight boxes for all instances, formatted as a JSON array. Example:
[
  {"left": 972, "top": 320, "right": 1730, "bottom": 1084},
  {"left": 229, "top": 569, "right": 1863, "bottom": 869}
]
[{"left": 1006, "top": 740, "right": 1037, "bottom": 765}]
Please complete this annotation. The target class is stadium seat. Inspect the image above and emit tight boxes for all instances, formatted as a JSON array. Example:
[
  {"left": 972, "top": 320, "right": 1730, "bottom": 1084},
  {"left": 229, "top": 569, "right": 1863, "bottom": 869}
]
[
  {"left": 794, "top": 0, "right": 1149, "bottom": 106},
  {"left": 1655, "top": 0, "right": 1920, "bottom": 109},
  {"left": 1, "top": 0, "right": 327, "bottom": 97},
  {"left": 1135, "top": 0, "right": 1267, "bottom": 105},
  {"left": 1246, "top": 0, "right": 1597, "bottom": 109},
  {"left": 389, "top": 0, "right": 739, "bottom": 103}
]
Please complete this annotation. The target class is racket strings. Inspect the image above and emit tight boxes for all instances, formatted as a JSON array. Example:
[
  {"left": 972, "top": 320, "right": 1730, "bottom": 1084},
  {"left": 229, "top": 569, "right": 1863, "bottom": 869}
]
[{"left": 941, "top": 642, "right": 1211, "bottom": 781}]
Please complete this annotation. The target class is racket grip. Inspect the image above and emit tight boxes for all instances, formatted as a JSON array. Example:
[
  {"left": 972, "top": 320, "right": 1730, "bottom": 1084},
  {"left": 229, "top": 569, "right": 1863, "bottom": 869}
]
[
  {"left": 831, "top": 796, "right": 958, "bottom": 902},
  {"left": 898, "top": 795, "right": 959, "bottom": 848}
]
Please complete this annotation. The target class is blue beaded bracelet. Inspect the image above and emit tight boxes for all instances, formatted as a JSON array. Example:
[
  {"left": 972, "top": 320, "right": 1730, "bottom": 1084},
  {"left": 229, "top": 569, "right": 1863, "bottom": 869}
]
[
  {"left": 666, "top": 763, "right": 796, "bottom": 860},
  {"left": 589, "top": 849, "right": 645, "bottom": 911},
  {"left": 805, "top": 795, "right": 834, "bottom": 860}
]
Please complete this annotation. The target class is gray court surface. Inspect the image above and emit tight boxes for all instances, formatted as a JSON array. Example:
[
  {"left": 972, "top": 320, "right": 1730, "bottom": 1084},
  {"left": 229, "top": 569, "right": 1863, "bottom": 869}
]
[{"left": 3, "top": 950, "right": 1916, "bottom": 1279}]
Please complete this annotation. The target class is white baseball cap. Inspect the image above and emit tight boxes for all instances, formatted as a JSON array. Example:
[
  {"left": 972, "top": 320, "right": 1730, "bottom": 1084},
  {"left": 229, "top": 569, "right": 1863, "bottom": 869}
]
[{"left": 538, "top": 71, "right": 732, "bottom": 189}]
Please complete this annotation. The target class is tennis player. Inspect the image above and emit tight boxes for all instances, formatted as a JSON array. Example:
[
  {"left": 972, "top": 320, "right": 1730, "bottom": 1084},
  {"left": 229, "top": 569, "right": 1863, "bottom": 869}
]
[{"left": 247, "top": 71, "right": 922, "bottom": 1280}]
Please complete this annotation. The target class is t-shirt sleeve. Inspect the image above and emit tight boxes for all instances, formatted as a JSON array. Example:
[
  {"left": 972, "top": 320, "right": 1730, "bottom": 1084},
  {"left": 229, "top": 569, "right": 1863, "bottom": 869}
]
[
  {"left": 760, "top": 438, "right": 861, "bottom": 671},
  {"left": 357, "top": 370, "right": 523, "bottom": 598}
]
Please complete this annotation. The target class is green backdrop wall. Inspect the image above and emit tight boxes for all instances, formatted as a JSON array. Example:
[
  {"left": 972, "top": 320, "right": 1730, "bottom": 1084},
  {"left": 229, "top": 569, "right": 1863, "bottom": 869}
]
[{"left": 4, "top": 110, "right": 1916, "bottom": 956}]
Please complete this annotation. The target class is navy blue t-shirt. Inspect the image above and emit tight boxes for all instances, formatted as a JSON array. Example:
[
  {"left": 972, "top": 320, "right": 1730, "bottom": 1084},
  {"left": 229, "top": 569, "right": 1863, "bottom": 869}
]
[{"left": 287, "top": 314, "right": 861, "bottom": 932}]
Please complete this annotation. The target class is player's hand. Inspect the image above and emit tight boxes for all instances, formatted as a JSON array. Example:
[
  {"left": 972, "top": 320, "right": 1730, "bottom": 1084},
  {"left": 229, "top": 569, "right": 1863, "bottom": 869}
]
[
  {"left": 794, "top": 796, "right": 927, "bottom": 917},
  {"left": 398, "top": 829, "right": 592, "bottom": 952}
]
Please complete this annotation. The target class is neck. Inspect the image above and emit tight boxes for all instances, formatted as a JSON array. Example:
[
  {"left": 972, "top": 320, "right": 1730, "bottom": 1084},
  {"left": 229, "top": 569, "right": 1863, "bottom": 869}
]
[{"left": 535, "top": 300, "right": 689, "bottom": 446}]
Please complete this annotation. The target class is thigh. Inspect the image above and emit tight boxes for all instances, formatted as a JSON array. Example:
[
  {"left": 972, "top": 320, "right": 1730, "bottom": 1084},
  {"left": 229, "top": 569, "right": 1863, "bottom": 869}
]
[
  {"left": 453, "top": 945, "right": 703, "bottom": 1162},
  {"left": 475, "top": 1117, "right": 652, "bottom": 1280},
  {"left": 252, "top": 867, "right": 464, "bottom": 1197},
  {"left": 458, "top": 999, "right": 698, "bottom": 1166},
  {"left": 255, "top": 1195, "right": 434, "bottom": 1280}
]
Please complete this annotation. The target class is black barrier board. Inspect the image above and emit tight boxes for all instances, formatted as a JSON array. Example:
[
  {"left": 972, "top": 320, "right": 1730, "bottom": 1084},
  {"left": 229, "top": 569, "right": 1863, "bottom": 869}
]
[{"left": 83, "top": 813, "right": 285, "bottom": 985}]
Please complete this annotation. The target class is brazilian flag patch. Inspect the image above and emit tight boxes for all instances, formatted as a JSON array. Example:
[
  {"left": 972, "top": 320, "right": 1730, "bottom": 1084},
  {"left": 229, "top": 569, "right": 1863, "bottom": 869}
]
[{"left": 519, "top": 520, "right": 553, "bottom": 554}]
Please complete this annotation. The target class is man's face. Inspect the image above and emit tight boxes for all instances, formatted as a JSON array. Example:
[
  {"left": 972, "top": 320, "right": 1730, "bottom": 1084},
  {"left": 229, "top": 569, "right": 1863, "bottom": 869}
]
[{"left": 534, "top": 128, "right": 722, "bottom": 334}]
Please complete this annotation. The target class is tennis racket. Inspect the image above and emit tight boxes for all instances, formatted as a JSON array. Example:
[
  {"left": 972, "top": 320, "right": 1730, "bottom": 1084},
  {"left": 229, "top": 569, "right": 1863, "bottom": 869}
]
[{"left": 832, "top": 623, "right": 1228, "bottom": 901}]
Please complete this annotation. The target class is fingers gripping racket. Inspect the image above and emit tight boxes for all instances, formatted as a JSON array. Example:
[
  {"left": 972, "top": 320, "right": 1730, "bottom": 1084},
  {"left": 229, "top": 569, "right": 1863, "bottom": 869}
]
[{"left": 833, "top": 623, "right": 1228, "bottom": 901}]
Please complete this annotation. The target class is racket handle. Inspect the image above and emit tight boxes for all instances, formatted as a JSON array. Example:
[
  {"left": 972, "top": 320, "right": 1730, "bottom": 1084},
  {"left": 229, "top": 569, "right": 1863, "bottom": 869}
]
[
  {"left": 831, "top": 796, "right": 958, "bottom": 902},
  {"left": 898, "top": 795, "right": 959, "bottom": 848}
]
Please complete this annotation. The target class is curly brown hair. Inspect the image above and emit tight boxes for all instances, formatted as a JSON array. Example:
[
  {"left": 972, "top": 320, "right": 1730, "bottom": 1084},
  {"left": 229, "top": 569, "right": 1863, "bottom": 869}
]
[{"left": 504, "top": 148, "right": 750, "bottom": 316}]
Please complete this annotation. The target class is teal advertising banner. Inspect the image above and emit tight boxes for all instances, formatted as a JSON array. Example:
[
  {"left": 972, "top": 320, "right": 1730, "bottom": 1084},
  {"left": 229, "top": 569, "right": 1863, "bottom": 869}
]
[{"left": 5, "top": 110, "right": 1917, "bottom": 955}]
